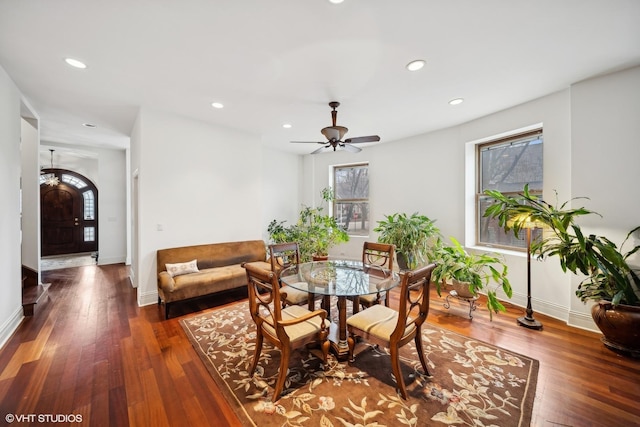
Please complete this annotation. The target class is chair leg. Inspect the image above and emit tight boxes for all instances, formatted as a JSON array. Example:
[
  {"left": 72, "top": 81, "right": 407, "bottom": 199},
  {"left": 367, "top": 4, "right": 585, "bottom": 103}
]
[
  {"left": 249, "top": 330, "right": 263, "bottom": 377},
  {"left": 346, "top": 334, "right": 356, "bottom": 362},
  {"left": 414, "top": 331, "right": 431, "bottom": 377},
  {"left": 390, "top": 346, "right": 408, "bottom": 400},
  {"left": 272, "top": 347, "right": 290, "bottom": 402}
]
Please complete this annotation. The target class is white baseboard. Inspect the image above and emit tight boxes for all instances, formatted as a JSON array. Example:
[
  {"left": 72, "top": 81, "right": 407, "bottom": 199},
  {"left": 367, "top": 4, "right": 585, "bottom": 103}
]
[
  {"left": 138, "top": 289, "right": 158, "bottom": 307},
  {"left": 567, "top": 310, "right": 599, "bottom": 332},
  {"left": 0, "top": 306, "right": 24, "bottom": 350},
  {"left": 501, "top": 291, "right": 599, "bottom": 332},
  {"left": 97, "top": 255, "right": 126, "bottom": 265}
]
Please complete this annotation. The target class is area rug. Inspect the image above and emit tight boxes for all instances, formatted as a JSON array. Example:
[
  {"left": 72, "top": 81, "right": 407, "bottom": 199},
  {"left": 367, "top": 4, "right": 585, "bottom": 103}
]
[{"left": 180, "top": 301, "right": 538, "bottom": 427}]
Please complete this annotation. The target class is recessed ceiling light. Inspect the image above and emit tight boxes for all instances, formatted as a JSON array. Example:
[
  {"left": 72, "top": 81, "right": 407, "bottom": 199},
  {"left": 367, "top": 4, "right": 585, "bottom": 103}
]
[
  {"left": 82, "top": 123, "right": 97, "bottom": 128},
  {"left": 282, "top": 123, "right": 292, "bottom": 129},
  {"left": 329, "top": 0, "right": 344, "bottom": 4},
  {"left": 211, "top": 102, "right": 224, "bottom": 109},
  {"left": 449, "top": 98, "right": 464, "bottom": 105},
  {"left": 406, "top": 59, "right": 425, "bottom": 71},
  {"left": 64, "top": 58, "right": 87, "bottom": 69}
]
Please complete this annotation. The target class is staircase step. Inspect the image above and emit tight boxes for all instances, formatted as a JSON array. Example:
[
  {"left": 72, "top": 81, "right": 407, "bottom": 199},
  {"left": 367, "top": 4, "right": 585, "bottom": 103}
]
[{"left": 22, "top": 283, "right": 49, "bottom": 317}]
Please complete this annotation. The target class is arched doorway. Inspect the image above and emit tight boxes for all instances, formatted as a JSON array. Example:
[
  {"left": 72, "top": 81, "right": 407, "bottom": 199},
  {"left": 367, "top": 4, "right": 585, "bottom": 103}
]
[{"left": 40, "top": 168, "right": 98, "bottom": 257}]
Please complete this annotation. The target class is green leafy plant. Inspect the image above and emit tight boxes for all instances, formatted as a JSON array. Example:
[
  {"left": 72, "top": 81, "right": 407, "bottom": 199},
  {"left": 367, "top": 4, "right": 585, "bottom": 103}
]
[
  {"left": 267, "top": 188, "right": 349, "bottom": 262},
  {"left": 373, "top": 212, "right": 440, "bottom": 270},
  {"left": 484, "top": 184, "right": 640, "bottom": 306},
  {"left": 430, "top": 237, "right": 512, "bottom": 319}
]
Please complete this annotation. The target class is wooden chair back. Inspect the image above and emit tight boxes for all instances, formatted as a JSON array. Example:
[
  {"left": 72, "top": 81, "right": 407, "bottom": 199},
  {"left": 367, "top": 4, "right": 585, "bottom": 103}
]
[
  {"left": 245, "top": 262, "right": 284, "bottom": 338},
  {"left": 391, "top": 263, "right": 435, "bottom": 344},
  {"left": 269, "top": 242, "right": 300, "bottom": 277},
  {"left": 362, "top": 242, "right": 395, "bottom": 277}
]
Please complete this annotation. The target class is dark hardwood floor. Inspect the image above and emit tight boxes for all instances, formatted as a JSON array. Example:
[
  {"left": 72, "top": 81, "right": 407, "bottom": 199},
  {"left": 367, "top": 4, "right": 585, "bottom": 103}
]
[{"left": 1, "top": 263, "right": 639, "bottom": 426}]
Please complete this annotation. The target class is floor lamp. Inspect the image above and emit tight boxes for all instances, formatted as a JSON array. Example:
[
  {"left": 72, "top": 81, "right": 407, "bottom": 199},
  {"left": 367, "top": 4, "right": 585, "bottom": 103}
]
[{"left": 517, "top": 218, "right": 543, "bottom": 330}]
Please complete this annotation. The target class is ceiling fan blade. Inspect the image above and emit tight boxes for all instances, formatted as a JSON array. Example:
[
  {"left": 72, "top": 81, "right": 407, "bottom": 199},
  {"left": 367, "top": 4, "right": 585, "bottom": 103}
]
[
  {"left": 341, "top": 143, "right": 362, "bottom": 153},
  {"left": 343, "top": 135, "right": 380, "bottom": 144},
  {"left": 311, "top": 145, "right": 328, "bottom": 154},
  {"left": 290, "top": 141, "right": 326, "bottom": 144}
]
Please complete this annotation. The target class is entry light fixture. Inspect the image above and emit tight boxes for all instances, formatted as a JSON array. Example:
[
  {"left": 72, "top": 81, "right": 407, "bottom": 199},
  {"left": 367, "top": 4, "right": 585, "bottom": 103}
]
[{"left": 44, "top": 149, "right": 60, "bottom": 187}]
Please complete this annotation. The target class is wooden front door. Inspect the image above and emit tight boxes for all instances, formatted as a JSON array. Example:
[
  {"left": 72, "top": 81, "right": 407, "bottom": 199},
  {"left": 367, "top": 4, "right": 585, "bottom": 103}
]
[{"left": 41, "top": 168, "right": 98, "bottom": 257}]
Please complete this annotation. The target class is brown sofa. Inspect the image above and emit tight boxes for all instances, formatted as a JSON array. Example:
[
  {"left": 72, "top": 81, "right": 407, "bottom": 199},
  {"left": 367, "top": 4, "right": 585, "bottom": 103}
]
[{"left": 157, "top": 240, "right": 271, "bottom": 319}]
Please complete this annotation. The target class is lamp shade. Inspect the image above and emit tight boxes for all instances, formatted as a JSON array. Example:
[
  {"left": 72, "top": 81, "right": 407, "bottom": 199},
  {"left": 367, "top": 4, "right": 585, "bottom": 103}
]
[
  {"left": 321, "top": 126, "right": 348, "bottom": 141},
  {"left": 506, "top": 213, "right": 546, "bottom": 229}
]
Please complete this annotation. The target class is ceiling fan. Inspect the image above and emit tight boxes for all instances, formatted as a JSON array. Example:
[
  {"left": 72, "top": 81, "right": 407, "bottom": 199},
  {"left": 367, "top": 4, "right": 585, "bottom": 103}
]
[{"left": 291, "top": 101, "right": 380, "bottom": 154}]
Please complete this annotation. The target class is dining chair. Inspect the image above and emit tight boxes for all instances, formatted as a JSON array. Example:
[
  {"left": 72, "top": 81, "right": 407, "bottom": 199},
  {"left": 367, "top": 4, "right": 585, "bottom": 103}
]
[
  {"left": 346, "top": 263, "right": 436, "bottom": 399},
  {"left": 244, "top": 263, "right": 330, "bottom": 402},
  {"left": 268, "top": 242, "right": 312, "bottom": 308},
  {"left": 350, "top": 242, "right": 395, "bottom": 314}
]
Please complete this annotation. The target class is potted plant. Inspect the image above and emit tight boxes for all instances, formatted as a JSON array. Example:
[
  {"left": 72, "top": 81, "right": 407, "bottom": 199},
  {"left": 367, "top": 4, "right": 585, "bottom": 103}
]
[
  {"left": 373, "top": 212, "right": 440, "bottom": 270},
  {"left": 429, "top": 237, "right": 513, "bottom": 319},
  {"left": 484, "top": 184, "right": 640, "bottom": 356},
  {"left": 267, "top": 188, "right": 349, "bottom": 262}
]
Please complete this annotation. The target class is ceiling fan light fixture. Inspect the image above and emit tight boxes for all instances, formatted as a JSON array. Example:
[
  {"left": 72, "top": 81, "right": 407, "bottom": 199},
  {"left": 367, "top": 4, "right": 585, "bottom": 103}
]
[
  {"left": 406, "top": 59, "right": 425, "bottom": 71},
  {"left": 321, "top": 126, "right": 348, "bottom": 141}
]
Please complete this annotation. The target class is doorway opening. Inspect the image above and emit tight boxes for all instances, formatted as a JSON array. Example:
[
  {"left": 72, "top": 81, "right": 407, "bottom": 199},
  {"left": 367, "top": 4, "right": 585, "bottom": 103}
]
[{"left": 40, "top": 168, "right": 99, "bottom": 260}]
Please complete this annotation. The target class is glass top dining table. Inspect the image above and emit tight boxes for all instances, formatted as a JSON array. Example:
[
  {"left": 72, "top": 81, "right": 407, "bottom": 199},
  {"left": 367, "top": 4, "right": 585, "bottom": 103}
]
[{"left": 279, "top": 260, "right": 401, "bottom": 359}]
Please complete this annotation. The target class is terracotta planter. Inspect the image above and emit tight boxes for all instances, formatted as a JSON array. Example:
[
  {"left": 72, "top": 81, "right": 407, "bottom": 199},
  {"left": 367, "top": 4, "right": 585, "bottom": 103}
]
[{"left": 591, "top": 301, "right": 640, "bottom": 358}]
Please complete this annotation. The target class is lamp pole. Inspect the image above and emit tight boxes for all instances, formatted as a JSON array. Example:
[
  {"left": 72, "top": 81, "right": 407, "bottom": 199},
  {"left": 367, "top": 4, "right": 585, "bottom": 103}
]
[{"left": 517, "top": 226, "right": 543, "bottom": 330}]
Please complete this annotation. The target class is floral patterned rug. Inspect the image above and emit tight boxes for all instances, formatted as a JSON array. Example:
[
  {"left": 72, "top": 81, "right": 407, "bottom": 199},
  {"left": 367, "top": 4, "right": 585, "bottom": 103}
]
[{"left": 179, "top": 301, "right": 538, "bottom": 427}]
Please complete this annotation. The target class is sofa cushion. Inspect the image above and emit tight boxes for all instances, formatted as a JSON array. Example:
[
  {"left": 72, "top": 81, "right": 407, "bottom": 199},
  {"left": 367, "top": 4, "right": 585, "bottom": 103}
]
[{"left": 161, "top": 265, "right": 248, "bottom": 302}]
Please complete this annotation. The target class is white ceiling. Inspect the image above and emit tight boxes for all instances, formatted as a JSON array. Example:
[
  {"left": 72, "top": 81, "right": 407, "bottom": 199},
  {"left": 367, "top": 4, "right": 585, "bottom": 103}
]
[{"left": 1, "top": 0, "right": 639, "bottom": 155}]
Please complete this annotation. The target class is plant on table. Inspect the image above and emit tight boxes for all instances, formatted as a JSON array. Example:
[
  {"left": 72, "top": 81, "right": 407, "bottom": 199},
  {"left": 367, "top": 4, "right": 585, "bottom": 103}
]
[
  {"left": 373, "top": 212, "right": 440, "bottom": 270},
  {"left": 267, "top": 187, "right": 349, "bottom": 262}
]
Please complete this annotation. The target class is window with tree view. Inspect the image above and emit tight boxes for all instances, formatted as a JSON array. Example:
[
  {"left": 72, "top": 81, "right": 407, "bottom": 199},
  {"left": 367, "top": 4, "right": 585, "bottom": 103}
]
[
  {"left": 333, "top": 163, "right": 369, "bottom": 236},
  {"left": 477, "top": 129, "right": 543, "bottom": 250}
]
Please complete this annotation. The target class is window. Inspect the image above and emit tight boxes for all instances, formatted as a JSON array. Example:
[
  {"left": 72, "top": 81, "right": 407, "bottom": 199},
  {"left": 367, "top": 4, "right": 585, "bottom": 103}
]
[
  {"left": 333, "top": 163, "right": 369, "bottom": 236},
  {"left": 83, "top": 190, "right": 95, "bottom": 220},
  {"left": 477, "top": 129, "right": 543, "bottom": 250},
  {"left": 84, "top": 227, "right": 95, "bottom": 242},
  {"left": 61, "top": 174, "right": 87, "bottom": 188}
]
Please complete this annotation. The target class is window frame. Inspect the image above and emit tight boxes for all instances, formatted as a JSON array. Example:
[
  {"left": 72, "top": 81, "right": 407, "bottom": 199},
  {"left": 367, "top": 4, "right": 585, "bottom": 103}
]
[
  {"left": 475, "top": 129, "right": 543, "bottom": 251},
  {"left": 332, "top": 162, "right": 370, "bottom": 237}
]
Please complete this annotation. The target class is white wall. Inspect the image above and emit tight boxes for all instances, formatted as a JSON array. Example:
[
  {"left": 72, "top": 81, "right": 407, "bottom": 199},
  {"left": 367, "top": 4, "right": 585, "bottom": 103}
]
[
  {"left": 131, "top": 108, "right": 300, "bottom": 306},
  {"left": 0, "top": 65, "right": 24, "bottom": 347},
  {"left": 569, "top": 66, "right": 640, "bottom": 327},
  {"left": 260, "top": 148, "right": 303, "bottom": 241},
  {"left": 21, "top": 118, "right": 40, "bottom": 273},
  {"left": 305, "top": 66, "right": 640, "bottom": 331}
]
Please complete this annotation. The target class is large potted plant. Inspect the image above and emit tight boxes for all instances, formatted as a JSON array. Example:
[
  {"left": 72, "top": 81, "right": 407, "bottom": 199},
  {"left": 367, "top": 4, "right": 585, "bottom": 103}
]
[
  {"left": 484, "top": 184, "right": 640, "bottom": 356},
  {"left": 267, "top": 188, "right": 349, "bottom": 262},
  {"left": 429, "top": 237, "right": 513, "bottom": 319},
  {"left": 373, "top": 212, "right": 440, "bottom": 270}
]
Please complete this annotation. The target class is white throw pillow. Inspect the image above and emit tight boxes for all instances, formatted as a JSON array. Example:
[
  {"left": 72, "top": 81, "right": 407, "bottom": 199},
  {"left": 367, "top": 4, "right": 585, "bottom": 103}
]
[{"left": 166, "top": 259, "right": 199, "bottom": 277}]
